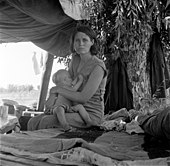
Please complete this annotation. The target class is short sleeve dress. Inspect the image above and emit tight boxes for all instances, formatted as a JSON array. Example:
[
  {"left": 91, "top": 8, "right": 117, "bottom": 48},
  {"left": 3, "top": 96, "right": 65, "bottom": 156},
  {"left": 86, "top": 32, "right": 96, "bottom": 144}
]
[{"left": 68, "top": 54, "right": 107, "bottom": 125}]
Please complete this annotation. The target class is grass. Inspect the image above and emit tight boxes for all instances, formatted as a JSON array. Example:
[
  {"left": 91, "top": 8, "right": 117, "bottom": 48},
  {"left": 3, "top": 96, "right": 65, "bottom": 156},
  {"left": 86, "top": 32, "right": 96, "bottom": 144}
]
[{"left": 0, "top": 90, "right": 40, "bottom": 107}]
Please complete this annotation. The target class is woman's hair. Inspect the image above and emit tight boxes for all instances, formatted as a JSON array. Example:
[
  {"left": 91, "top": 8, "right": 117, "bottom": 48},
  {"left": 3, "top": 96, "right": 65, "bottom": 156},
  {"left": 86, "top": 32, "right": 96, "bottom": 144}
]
[{"left": 70, "top": 25, "right": 98, "bottom": 55}]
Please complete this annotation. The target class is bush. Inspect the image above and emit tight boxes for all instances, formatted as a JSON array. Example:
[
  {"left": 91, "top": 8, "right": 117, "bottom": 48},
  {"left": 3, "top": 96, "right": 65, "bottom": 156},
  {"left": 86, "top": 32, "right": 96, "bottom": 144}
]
[{"left": 7, "top": 84, "right": 34, "bottom": 92}]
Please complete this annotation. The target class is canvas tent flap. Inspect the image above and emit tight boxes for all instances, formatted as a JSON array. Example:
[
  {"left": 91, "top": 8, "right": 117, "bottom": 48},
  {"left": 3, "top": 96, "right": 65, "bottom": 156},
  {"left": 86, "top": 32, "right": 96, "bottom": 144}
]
[
  {"left": 6, "top": 0, "right": 71, "bottom": 25},
  {"left": 0, "top": 0, "right": 78, "bottom": 57}
]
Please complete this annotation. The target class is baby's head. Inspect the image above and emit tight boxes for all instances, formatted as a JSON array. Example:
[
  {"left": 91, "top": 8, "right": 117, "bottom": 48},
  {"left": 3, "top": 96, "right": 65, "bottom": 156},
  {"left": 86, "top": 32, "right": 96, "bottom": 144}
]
[{"left": 52, "top": 69, "right": 72, "bottom": 86}]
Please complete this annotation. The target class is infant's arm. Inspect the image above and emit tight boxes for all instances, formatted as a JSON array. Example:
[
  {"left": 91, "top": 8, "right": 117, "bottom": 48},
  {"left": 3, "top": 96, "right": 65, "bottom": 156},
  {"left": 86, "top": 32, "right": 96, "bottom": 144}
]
[{"left": 45, "top": 93, "right": 57, "bottom": 109}]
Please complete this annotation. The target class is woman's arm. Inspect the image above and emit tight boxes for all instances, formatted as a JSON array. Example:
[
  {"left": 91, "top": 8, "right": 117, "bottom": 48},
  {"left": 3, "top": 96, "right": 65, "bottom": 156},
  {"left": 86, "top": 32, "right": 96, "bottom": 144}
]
[
  {"left": 72, "top": 74, "right": 83, "bottom": 91},
  {"left": 50, "top": 65, "right": 104, "bottom": 104},
  {"left": 59, "top": 75, "right": 83, "bottom": 92}
]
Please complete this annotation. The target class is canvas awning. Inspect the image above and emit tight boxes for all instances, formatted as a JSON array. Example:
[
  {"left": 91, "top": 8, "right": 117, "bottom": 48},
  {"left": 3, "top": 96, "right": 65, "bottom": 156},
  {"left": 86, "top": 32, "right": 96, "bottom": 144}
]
[{"left": 0, "top": 0, "right": 89, "bottom": 57}]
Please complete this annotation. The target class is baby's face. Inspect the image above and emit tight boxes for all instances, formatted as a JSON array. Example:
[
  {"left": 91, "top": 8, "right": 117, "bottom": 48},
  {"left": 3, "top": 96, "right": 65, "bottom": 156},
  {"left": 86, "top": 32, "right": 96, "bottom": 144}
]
[
  {"left": 63, "top": 73, "right": 72, "bottom": 86},
  {"left": 58, "top": 71, "right": 72, "bottom": 86}
]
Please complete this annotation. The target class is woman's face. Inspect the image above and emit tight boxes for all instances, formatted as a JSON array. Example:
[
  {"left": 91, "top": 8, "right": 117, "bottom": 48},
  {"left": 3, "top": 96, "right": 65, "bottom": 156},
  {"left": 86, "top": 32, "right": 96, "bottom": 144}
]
[{"left": 73, "top": 32, "right": 94, "bottom": 55}]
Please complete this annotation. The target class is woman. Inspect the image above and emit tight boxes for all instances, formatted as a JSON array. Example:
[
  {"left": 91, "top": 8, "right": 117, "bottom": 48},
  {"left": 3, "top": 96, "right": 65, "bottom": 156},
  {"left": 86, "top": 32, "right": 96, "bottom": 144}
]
[{"left": 27, "top": 25, "right": 107, "bottom": 131}]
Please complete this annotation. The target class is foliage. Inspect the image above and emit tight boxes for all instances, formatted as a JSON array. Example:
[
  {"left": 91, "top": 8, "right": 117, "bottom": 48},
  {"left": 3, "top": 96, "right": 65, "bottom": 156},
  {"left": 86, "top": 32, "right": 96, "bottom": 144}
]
[
  {"left": 6, "top": 84, "right": 34, "bottom": 92},
  {"left": 0, "top": 89, "right": 40, "bottom": 106},
  {"left": 0, "top": 84, "right": 34, "bottom": 93},
  {"left": 161, "top": 24, "right": 170, "bottom": 69},
  {"left": 57, "top": 55, "right": 71, "bottom": 69}
]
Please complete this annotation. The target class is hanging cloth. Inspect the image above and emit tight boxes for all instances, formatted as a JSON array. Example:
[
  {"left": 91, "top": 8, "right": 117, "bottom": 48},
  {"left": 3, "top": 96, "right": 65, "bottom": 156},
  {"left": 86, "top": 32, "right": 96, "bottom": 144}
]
[
  {"left": 104, "top": 57, "right": 133, "bottom": 114},
  {"left": 147, "top": 30, "right": 170, "bottom": 98}
]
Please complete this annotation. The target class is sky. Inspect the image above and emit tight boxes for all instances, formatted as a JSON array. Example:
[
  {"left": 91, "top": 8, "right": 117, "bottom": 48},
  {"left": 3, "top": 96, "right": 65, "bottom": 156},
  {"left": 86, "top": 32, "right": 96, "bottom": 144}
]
[{"left": 0, "top": 42, "right": 65, "bottom": 89}]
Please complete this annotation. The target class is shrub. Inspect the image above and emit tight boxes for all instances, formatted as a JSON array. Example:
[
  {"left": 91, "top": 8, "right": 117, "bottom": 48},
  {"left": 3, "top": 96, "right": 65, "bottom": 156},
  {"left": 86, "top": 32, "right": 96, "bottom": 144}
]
[{"left": 7, "top": 84, "right": 34, "bottom": 92}]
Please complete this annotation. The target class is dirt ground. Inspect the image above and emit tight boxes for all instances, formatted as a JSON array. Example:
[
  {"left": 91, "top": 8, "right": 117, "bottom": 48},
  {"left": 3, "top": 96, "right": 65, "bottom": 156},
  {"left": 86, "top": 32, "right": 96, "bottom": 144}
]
[{"left": 0, "top": 90, "right": 40, "bottom": 107}]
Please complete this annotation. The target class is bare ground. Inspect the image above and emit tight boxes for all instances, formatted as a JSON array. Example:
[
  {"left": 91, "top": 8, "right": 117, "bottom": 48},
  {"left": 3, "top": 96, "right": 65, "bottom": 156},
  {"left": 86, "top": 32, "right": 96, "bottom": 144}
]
[{"left": 0, "top": 90, "right": 40, "bottom": 107}]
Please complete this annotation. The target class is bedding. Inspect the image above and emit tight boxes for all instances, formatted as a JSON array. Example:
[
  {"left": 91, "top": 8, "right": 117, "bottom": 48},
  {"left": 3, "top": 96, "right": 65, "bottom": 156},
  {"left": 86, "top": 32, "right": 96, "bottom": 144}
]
[{"left": 0, "top": 127, "right": 170, "bottom": 166}]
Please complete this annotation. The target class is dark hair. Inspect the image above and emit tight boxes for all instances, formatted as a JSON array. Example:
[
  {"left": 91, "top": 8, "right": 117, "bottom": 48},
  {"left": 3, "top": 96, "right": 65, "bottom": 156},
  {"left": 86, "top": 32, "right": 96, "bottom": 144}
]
[{"left": 70, "top": 25, "right": 98, "bottom": 55}]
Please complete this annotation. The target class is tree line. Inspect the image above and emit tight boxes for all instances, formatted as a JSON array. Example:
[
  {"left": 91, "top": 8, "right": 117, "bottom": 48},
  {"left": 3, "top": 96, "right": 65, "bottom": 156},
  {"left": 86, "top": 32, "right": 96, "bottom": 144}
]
[{"left": 0, "top": 84, "right": 34, "bottom": 92}]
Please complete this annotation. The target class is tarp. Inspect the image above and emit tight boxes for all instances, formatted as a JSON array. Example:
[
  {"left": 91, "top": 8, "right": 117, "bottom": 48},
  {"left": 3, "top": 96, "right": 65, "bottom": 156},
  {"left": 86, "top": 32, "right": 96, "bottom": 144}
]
[{"left": 0, "top": 0, "right": 80, "bottom": 57}]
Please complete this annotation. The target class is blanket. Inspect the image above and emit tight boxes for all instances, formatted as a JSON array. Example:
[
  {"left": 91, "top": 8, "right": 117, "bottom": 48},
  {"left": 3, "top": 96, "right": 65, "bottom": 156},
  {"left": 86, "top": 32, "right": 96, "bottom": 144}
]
[{"left": 0, "top": 128, "right": 170, "bottom": 166}]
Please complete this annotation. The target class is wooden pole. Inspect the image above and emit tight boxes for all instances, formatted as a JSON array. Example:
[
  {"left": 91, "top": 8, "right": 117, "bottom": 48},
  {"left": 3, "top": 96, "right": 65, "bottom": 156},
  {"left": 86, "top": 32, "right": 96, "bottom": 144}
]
[{"left": 37, "top": 53, "right": 54, "bottom": 111}]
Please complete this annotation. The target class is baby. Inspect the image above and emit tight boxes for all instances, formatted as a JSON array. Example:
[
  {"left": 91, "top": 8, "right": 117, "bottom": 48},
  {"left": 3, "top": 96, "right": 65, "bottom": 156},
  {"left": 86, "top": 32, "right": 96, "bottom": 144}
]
[{"left": 45, "top": 69, "right": 94, "bottom": 131}]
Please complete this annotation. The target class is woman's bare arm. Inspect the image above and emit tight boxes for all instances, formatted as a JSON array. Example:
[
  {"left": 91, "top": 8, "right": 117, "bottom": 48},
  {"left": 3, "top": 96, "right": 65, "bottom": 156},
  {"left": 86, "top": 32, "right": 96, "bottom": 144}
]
[
  {"left": 50, "top": 66, "right": 104, "bottom": 104},
  {"left": 61, "top": 75, "right": 83, "bottom": 91},
  {"left": 72, "top": 75, "right": 83, "bottom": 91}
]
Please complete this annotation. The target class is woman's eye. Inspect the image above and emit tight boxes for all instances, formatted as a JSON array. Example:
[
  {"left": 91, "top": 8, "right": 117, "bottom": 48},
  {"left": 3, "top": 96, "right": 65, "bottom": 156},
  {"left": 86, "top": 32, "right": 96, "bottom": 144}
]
[
  {"left": 83, "top": 38, "right": 88, "bottom": 42},
  {"left": 75, "top": 38, "right": 88, "bottom": 43}
]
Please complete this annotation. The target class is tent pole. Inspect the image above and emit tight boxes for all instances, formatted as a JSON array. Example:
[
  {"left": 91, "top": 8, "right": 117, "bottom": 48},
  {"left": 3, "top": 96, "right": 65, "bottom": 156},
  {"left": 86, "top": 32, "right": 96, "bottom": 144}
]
[{"left": 37, "top": 53, "right": 54, "bottom": 111}]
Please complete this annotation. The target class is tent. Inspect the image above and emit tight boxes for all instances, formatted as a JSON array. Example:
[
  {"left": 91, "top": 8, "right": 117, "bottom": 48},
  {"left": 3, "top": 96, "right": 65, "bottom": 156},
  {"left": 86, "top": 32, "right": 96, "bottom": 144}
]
[{"left": 0, "top": 1, "right": 170, "bottom": 166}]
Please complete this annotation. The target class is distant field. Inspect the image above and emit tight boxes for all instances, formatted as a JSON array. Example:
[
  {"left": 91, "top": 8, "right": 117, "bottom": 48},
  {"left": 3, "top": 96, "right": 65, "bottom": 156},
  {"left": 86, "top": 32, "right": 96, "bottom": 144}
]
[{"left": 0, "top": 90, "right": 40, "bottom": 107}]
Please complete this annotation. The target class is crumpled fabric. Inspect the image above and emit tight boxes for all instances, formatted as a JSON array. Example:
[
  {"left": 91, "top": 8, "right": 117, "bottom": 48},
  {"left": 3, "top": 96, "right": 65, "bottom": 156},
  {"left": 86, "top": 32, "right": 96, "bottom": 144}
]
[
  {"left": 125, "top": 120, "right": 144, "bottom": 134},
  {"left": 100, "top": 118, "right": 126, "bottom": 132}
]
